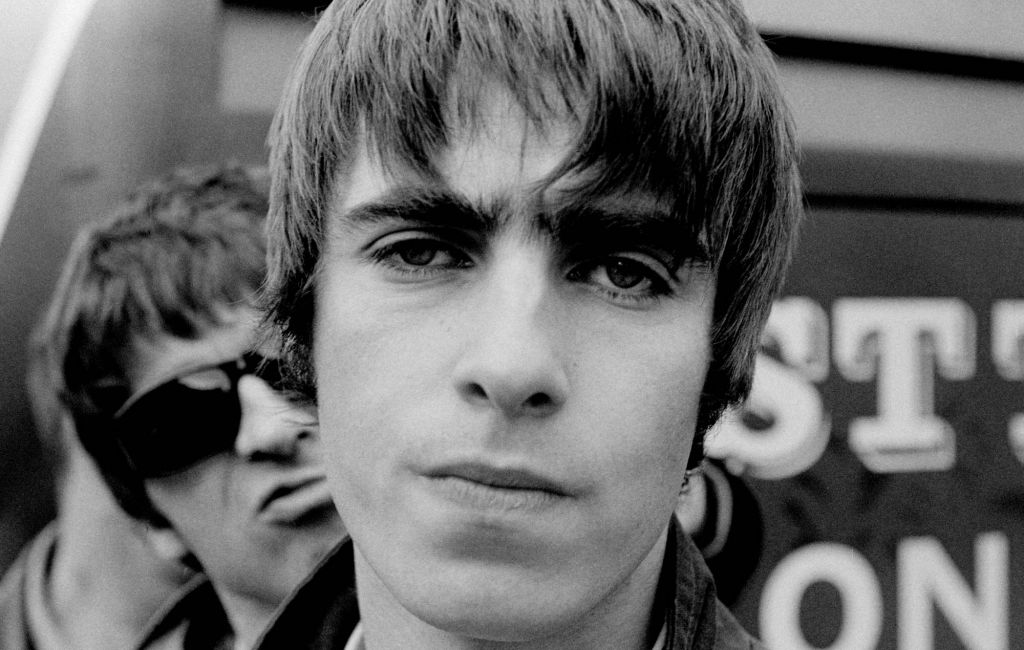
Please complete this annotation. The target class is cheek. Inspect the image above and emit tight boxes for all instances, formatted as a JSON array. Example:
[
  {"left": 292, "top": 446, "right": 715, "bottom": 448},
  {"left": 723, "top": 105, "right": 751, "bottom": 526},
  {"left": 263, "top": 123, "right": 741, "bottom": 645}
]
[
  {"left": 145, "top": 464, "right": 234, "bottom": 532},
  {"left": 576, "top": 323, "right": 709, "bottom": 494},
  {"left": 312, "top": 281, "right": 430, "bottom": 509},
  {"left": 313, "top": 269, "right": 457, "bottom": 427},
  {"left": 315, "top": 296, "right": 419, "bottom": 429},
  {"left": 312, "top": 329, "right": 372, "bottom": 484}
]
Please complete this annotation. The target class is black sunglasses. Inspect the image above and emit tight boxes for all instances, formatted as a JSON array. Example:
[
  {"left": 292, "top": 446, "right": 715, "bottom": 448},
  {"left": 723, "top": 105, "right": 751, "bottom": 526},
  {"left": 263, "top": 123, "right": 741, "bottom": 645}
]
[{"left": 111, "top": 352, "right": 288, "bottom": 478}]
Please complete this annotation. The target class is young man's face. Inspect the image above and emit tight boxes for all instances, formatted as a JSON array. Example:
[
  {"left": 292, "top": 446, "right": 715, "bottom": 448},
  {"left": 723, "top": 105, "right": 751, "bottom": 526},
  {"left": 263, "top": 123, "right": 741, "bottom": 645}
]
[
  {"left": 314, "top": 84, "right": 715, "bottom": 641},
  {"left": 131, "top": 307, "right": 345, "bottom": 611}
]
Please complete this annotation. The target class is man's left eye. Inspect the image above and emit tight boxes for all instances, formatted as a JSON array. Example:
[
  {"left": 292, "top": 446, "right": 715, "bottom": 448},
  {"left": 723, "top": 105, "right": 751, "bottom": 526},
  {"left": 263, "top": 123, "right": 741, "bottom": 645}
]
[
  {"left": 575, "top": 255, "right": 668, "bottom": 295},
  {"left": 602, "top": 258, "right": 650, "bottom": 289},
  {"left": 382, "top": 239, "right": 469, "bottom": 269},
  {"left": 395, "top": 240, "right": 445, "bottom": 266}
]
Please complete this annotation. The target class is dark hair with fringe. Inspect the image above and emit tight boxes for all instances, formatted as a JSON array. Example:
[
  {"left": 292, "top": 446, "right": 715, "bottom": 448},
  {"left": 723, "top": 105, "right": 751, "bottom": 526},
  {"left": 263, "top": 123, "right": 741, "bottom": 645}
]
[
  {"left": 32, "top": 163, "right": 269, "bottom": 526},
  {"left": 263, "top": 0, "right": 803, "bottom": 463}
]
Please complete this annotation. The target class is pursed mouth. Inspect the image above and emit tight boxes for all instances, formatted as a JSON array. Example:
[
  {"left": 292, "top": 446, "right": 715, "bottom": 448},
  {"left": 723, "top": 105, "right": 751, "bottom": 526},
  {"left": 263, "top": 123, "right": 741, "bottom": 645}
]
[
  {"left": 424, "top": 463, "right": 569, "bottom": 497},
  {"left": 258, "top": 476, "right": 335, "bottom": 524}
]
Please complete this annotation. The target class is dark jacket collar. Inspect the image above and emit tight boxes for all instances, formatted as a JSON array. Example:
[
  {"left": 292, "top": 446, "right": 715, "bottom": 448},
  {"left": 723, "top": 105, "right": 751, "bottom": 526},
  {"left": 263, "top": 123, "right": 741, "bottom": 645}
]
[{"left": 134, "top": 575, "right": 232, "bottom": 650}]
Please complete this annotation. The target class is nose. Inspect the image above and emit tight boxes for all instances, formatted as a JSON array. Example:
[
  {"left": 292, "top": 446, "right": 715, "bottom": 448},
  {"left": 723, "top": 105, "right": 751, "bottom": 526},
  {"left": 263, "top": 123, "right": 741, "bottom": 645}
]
[
  {"left": 452, "top": 245, "right": 569, "bottom": 419},
  {"left": 233, "top": 374, "right": 315, "bottom": 459}
]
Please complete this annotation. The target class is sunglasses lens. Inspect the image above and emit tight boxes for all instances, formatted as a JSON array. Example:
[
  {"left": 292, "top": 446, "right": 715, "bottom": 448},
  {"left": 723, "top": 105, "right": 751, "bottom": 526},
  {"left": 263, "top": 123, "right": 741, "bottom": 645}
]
[
  {"left": 115, "top": 380, "right": 241, "bottom": 478},
  {"left": 112, "top": 354, "right": 293, "bottom": 478}
]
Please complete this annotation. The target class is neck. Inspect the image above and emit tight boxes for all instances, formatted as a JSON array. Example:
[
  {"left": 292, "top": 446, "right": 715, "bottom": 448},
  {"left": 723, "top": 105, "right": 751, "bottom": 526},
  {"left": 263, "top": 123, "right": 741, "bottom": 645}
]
[
  {"left": 353, "top": 527, "right": 669, "bottom": 650},
  {"left": 48, "top": 451, "right": 189, "bottom": 649}
]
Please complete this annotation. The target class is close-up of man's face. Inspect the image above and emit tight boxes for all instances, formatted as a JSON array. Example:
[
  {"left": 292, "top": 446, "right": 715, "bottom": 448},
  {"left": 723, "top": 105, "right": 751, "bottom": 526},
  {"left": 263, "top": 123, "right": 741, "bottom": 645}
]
[
  {"left": 313, "top": 82, "right": 717, "bottom": 642},
  {"left": 124, "top": 306, "right": 345, "bottom": 606}
]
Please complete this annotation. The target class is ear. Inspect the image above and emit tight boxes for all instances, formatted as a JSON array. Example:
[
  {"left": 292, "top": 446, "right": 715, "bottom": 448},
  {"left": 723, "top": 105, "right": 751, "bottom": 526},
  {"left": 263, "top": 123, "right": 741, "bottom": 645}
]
[
  {"left": 674, "top": 470, "right": 708, "bottom": 535},
  {"left": 143, "top": 525, "right": 191, "bottom": 565}
]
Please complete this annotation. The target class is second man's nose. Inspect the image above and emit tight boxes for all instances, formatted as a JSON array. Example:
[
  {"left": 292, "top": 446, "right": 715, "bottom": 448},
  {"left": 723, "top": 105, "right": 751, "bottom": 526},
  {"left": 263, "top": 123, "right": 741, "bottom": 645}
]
[{"left": 234, "top": 374, "right": 314, "bottom": 459}]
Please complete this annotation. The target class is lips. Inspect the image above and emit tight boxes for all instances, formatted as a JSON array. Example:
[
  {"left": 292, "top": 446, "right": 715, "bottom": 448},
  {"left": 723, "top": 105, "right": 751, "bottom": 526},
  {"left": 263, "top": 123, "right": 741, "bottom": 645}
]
[
  {"left": 258, "top": 476, "right": 336, "bottom": 525},
  {"left": 421, "top": 462, "right": 570, "bottom": 511},
  {"left": 428, "top": 463, "right": 566, "bottom": 493}
]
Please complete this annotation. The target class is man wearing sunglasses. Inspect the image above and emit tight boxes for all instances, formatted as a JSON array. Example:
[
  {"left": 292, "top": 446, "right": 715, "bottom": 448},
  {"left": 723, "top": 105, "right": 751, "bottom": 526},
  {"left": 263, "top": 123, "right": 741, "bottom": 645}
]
[
  {"left": 0, "top": 332, "right": 194, "bottom": 649},
  {"left": 25, "top": 164, "right": 346, "bottom": 648}
]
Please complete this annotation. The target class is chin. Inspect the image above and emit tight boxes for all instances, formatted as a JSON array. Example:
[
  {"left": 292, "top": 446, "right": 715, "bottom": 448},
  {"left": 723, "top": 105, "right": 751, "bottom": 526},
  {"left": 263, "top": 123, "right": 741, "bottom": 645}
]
[
  {"left": 410, "top": 599, "right": 575, "bottom": 643},
  {"left": 396, "top": 562, "right": 592, "bottom": 643}
]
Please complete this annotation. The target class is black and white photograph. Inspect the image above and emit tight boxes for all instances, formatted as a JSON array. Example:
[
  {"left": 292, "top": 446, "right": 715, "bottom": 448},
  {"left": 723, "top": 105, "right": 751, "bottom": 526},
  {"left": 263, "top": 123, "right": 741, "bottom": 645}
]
[{"left": 0, "top": 1, "right": 1022, "bottom": 648}]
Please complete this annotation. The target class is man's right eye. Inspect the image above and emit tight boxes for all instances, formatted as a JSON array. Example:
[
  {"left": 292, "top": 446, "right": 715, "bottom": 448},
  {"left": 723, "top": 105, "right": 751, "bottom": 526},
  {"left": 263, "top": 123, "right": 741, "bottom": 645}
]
[
  {"left": 394, "top": 240, "right": 452, "bottom": 266},
  {"left": 369, "top": 235, "right": 473, "bottom": 275}
]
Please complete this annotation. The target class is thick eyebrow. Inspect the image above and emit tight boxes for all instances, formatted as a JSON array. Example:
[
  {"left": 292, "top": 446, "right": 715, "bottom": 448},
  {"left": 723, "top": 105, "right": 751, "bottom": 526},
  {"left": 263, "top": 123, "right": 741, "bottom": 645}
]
[
  {"left": 338, "top": 185, "right": 709, "bottom": 266},
  {"left": 548, "top": 201, "right": 710, "bottom": 268},
  {"left": 338, "top": 187, "right": 498, "bottom": 236}
]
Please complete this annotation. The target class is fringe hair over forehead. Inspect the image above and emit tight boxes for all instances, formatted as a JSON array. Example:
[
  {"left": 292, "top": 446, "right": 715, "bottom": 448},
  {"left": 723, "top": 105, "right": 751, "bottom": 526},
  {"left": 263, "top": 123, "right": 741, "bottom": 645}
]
[{"left": 266, "top": 0, "right": 803, "bottom": 440}]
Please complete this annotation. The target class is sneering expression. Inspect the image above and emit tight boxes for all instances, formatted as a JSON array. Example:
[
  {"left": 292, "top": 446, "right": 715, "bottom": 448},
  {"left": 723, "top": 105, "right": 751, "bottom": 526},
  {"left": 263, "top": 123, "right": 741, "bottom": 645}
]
[
  {"left": 314, "top": 84, "right": 715, "bottom": 642},
  {"left": 130, "top": 307, "right": 345, "bottom": 607}
]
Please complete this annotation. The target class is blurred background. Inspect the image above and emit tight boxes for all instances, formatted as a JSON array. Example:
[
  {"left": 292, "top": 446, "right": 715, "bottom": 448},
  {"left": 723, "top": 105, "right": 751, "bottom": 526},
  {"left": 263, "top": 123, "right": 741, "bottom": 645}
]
[{"left": 1, "top": 1, "right": 1022, "bottom": 647}]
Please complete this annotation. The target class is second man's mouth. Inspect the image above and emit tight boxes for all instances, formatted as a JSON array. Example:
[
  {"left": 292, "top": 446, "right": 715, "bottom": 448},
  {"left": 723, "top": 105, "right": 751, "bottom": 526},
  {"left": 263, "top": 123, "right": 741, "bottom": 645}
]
[{"left": 258, "top": 476, "right": 336, "bottom": 526}]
